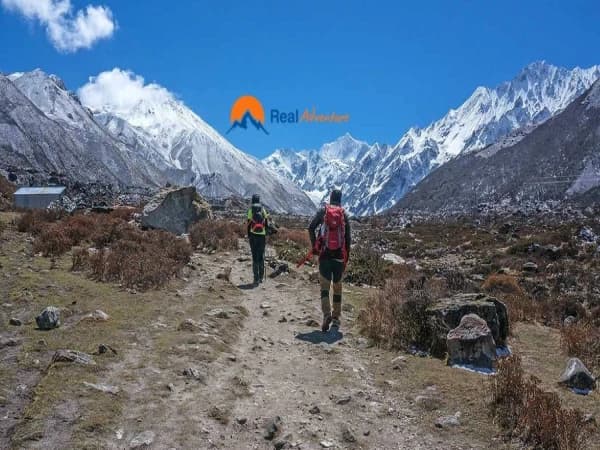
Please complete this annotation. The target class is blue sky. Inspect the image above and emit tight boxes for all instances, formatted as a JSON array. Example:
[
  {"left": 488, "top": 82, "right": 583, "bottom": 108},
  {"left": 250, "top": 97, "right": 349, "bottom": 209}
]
[{"left": 1, "top": 0, "right": 599, "bottom": 158}]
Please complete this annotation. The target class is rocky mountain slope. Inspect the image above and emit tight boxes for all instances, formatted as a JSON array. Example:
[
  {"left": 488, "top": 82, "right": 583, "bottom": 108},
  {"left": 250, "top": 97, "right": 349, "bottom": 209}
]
[
  {"left": 396, "top": 79, "right": 600, "bottom": 213},
  {"left": 265, "top": 62, "right": 600, "bottom": 215},
  {"left": 0, "top": 70, "right": 315, "bottom": 214}
]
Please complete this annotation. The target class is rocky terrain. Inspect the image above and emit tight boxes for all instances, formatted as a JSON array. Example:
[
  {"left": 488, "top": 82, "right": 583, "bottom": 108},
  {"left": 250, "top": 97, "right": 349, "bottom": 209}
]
[{"left": 1, "top": 203, "right": 598, "bottom": 449}]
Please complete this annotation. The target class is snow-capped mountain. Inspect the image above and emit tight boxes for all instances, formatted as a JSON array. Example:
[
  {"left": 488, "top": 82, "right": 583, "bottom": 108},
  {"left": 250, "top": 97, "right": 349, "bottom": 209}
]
[
  {"left": 78, "top": 72, "right": 315, "bottom": 214},
  {"left": 397, "top": 79, "right": 600, "bottom": 212},
  {"left": 0, "top": 69, "right": 315, "bottom": 214},
  {"left": 265, "top": 61, "right": 600, "bottom": 215}
]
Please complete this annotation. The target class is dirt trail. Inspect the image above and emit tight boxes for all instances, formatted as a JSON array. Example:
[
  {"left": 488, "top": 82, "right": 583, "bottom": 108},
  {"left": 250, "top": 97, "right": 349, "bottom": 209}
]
[{"left": 126, "top": 241, "right": 487, "bottom": 450}]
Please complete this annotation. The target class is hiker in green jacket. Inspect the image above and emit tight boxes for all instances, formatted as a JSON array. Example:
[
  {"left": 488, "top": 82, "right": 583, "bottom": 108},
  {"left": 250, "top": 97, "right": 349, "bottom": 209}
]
[
  {"left": 247, "top": 194, "right": 269, "bottom": 286},
  {"left": 308, "top": 189, "right": 351, "bottom": 332}
]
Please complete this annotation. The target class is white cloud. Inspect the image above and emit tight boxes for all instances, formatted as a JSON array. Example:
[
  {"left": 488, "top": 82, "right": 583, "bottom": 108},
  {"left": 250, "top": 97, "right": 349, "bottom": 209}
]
[
  {"left": 78, "top": 68, "right": 174, "bottom": 114},
  {"left": 1, "top": 0, "right": 115, "bottom": 52}
]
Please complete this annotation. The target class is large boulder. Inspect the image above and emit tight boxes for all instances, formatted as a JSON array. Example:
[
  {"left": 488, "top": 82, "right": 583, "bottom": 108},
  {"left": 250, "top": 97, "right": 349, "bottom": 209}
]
[
  {"left": 141, "top": 186, "right": 212, "bottom": 235},
  {"left": 36, "top": 306, "right": 61, "bottom": 330},
  {"left": 558, "top": 358, "right": 596, "bottom": 392},
  {"left": 426, "top": 293, "right": 508, "bottom": 357},
  {"left": 447, "top": 314, "right": 496, "bottom": 370}
]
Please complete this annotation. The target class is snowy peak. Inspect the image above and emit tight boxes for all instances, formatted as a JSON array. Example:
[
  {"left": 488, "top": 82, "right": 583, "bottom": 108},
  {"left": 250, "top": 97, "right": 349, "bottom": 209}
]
[{"left": 265, "top": 61, "right": 600, "bottom": 215}]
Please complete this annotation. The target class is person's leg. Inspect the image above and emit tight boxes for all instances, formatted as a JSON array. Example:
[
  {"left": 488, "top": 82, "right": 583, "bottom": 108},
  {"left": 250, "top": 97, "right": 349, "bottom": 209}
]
[
  {"left": 257, "top": 235, "right": 266, "bottom": 282},
  {"left": 319, "top": 259, "right": 333, "bottom": 331},
  {"left": 249, "top": 235, "right": 259, "bottom": 284},
  {"left": 331, "top": 261, "right": 344, "bottom": 328}
]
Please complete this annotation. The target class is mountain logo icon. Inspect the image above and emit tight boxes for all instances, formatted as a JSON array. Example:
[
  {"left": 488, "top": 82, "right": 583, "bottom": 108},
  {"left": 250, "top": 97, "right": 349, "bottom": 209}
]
[{"left": 227, "top": 95, "right": 269, "bottom": 134}]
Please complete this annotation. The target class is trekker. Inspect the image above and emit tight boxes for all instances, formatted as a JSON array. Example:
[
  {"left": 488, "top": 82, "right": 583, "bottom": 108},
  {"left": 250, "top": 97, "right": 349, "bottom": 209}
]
[
  {"left": 308, "top": 189, "right": 351, "bottom": 332},
  {"left": 247, "top": 194, "right": 269, "bottom": 286}
]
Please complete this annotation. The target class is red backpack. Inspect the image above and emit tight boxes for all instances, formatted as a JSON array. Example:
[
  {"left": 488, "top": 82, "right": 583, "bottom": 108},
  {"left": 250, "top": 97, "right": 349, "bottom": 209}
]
[{"left": 320, "top": 204, "right": 345, "bottom": 252}]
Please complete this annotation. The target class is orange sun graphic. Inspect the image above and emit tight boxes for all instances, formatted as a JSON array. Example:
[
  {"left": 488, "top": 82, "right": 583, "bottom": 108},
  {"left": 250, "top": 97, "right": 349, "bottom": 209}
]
[{"left": 230, "top": 95, "right": 266, "bottom": 124}]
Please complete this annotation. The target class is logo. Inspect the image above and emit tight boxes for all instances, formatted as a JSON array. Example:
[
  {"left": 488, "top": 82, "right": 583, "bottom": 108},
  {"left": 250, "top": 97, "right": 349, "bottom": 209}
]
[
  {"left": 227, "top": 95, "right": 350, "bottom": 135},
  {"left": 227, "top": 95, "right": 269, "bottom": 135}
]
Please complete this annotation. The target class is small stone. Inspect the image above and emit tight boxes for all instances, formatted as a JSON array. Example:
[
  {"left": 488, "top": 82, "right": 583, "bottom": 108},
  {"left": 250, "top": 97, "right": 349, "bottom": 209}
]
[
  {"left": 309, "top": 405, "right": 320, "bottom": 414},
  {"left": 522, "top": 261, "right": 538, "bottom": 273},
  {"left": 167, "top": 383, "right": 175, "bottom": 392},
  {"left": 81, "top": 309, "right": 110, "bottom": 322},
  {"left": 83, "top": 382, "right": 120, "bottom": 395},
  {"left": 435, "top": 413, "right": 461, "bottom": 429},
  {"left": 263, "top": 416, "right": 282, "bottom": 440},
  {"left": 320, "top": 440, "right": 335, "bottom": 448},
  {"left": 260, "top": 302, "right": 271, "bottom": 309},
  {"left": 182, "top": 367, "right": 206, "bottom": 383},
  {"left": 236, "top": 417, "right": 248, "bottom": 425},
  {"left": 9, "top": 318, "right": 22, "bottom": 326},
  {"left": 278, "top": 316, "right": 287, "bottom": 323},
  {"left": 130, "top": 430, "right": 155, "bottom": 449},
  {"left": 336, "top": 395, "right": 352, "bottom": 405},
  {"left": 52, "top": 349, "right": 95, "bottom": 365},
  {"left": 341, "top": 425, "right": 356, "bottom": 443},
  {"left": 305, "top": 318, "right": 319, "bottom": 327},
  {"left": 363, "top": 430, "right": 370, "bottom": 436},
  {"left": 98, "top": 344, "right": 117, "bottom": 355},
  {"left": 563, "top": 316, "right": 577, "bottom": 327},
  {"left": 226, "top": 354, "right": 237, "bottom": 362},
  {"left": 0, "top": 337, "right": 19, "bottom": 349},
  {"left": 35, "top": 306, "right": 60, "bottom": 330},
  {"left": 274, "top": 440, "right": 290, "bottom": 450}
]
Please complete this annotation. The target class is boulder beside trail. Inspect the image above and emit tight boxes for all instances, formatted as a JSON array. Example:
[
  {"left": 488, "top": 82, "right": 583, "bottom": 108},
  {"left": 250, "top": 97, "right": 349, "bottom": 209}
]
[
  {"left": 426, "top": 293, "right": 508, "bottom": 357},
  {"left": 36, "top": 306, "right": 61, "bottom": 330},
  {"left": 446, "top": 314, "right": 496, "bottom": 370},
  {"left": 558, "top": 358, "right": 596, "bottom": 392},
  {"left": 141, "top": 186, "right": 212, "bottom": 235}
]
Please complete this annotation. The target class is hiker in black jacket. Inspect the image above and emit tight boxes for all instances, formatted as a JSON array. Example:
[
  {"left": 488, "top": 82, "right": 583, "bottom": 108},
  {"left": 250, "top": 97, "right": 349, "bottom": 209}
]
[
  {"left": 308, "top": 189, "right": 351, "bottom": 332},
  {"left": 247, "top": 194, "right": 269, "bottom": 286}
]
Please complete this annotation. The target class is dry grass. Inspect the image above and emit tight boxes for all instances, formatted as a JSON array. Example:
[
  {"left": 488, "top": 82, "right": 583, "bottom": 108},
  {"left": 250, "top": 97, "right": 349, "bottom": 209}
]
[
  {"left": 189, "top": 219, "right": 244, "bottom": 252},
  {"left": 271, "top": 227, "right": 311, "bottom": 248},
  {"left": 345, "top": 245, "right": 392, "bottom": 287},
  {"left": 359, "top": 266, "right": 441, "bottom": 350},
  {"left": 489, "top": 354, "right": 591, "bottom": 450},
  {"left": 560, "top": 322, "right": 600, "bottom": 372}
]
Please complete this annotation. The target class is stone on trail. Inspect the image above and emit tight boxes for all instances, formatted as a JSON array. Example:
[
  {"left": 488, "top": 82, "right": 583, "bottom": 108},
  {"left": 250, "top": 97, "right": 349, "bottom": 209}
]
[
  {"left": 320, "top": 440, "right": 335, "bottom": 448},
  {"left": 426, "top": 293, "right": 508, "bottom": 357},
  {"left": 81, "top": 309, "right": 110, "bottom": 322},
  {"left": 36, "top": 306, "right": 60, "bottom": 330},
  {"left": 435, "top": 413, "right": 461, "bottom": 429},
  {"left": 52, "top": 349, "right": 96, "bottom": 365},
  {"left": 263, "top": 416, "right": 282, "bottom": 440},
  {"left": 9, "top": 317, "right": 22, "bottom": 326},
  {"left": 558, "top": 358, "right": 596, "bottom": 392},
  {"left": 447, "top": 313, "right": 496, "bottom": 370},
  {"left": 341, "top": 425, "right": 357, "bottom": 442},
  {"left": 129, "top": 431, "right": 155, "bottom": 449},
  {"left": 83, "top": 381, "right": 120, "bottom": 395},
  {"left": 140, "top": 186, "right": 212, "bottom": 235},
  {"left": 182, "top": 367, "right": 207, "bottom": 383}
]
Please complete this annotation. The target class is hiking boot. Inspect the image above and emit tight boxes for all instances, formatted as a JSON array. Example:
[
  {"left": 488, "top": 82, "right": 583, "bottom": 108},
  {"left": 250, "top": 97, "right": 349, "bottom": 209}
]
[
  {"left": 331, "top": 318, "right": 341, "bottom": 329},
  {"left": 321, "top": 315, "right": 332, "bottom": 333}
]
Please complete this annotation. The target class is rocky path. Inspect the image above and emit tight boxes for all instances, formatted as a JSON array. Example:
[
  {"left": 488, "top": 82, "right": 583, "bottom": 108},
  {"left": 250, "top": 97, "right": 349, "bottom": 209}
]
[{"left": 158, "top": 242, "right": 476, "bottom": 450}]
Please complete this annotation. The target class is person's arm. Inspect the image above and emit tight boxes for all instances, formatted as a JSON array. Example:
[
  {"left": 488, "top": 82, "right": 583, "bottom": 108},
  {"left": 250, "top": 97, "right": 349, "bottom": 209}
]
[
  {"left": 308, "top": 208, "right": 325, "bottom": 247},
  {"left": 344, "top": 211, "right": 351, "bottom": 254}
]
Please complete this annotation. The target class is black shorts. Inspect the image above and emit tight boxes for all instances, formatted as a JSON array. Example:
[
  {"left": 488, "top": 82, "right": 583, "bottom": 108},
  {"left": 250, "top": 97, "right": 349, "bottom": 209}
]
[{"left": 319, "top": 258, "right": 344, "bottom": 283}]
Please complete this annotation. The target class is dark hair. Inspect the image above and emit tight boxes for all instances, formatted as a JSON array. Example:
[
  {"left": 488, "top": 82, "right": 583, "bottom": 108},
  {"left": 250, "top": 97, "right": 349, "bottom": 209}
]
[
  {"left": 330, "top": 189, "right": 342, "bottom": 205},
  {"left": 251, "top": 194, "right": 260, "bottom": 204}
]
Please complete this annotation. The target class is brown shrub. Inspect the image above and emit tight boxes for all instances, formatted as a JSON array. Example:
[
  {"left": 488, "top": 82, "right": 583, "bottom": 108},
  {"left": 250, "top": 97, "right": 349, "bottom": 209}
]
[
  {"left": 359, "top": 267, "right": 438, "bottom": 350},
  {"left": 482, "top": 274, "right": 524, "bottom": 296},
  {"left": 344, "top": 246, "right": 391, "bottom": 287},
  {"left": 560, "top": 322, "right": 600, "bottom": 371},
  {"left": 272, "top": 227, "right": 311, "bottom": 248},
  {"left": 489, "top": 354, "right": 591, "bottom": 449},
  {"left": 73, "top": 230, "right": 192, "bottom": 290},
  {"left": 16, "top": 209, "right": 65, "bottom": 234},
  {"left": 189, "top": 219, "right": 244, "bottom": 252},
  {"left": 32, "top": 223, "right": 72, "bottom": 257}
]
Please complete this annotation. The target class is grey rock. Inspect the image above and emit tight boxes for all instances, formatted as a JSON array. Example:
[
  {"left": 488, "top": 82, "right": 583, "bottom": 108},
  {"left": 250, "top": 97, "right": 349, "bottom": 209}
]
[
  {"left": 579, "top": 226, "right": 598, "bottom": 243},
  {"left": 558, "top": 358, "right": 596, "bottom": 391},
  {"left": 341, "top": 425, "right": 356, "bottom": 443},
  {"left": 563, "top": 315, "right": 577, "bottom": 327},
  {"left": 141, "top": 186, "right": 212, "bottom": 235},
  {"left": 130, "top": 431, "right": 155, "bottom": 449},
  {"left": 263, "top": 416, "right": 282, "bottom": 440},
  {"left": 83, "top": 382, "right": 120, "bottom": 395},
  {"left": 435, "top": 413, "right": 461, "bottom": 428},
  {"left": 522, "top": 261, "right": 539, "bottom": 272},
  {"left": 52, "top": 349, "right": 95, "bottom": 365},
  {"left": 336, "top": 395, "right": 352, "bottom": 405},
  {"left": 35, "top": 306, "right": 60, "bottom": 330},
  {"left": 309, "top": 405, "right": 320, "bottom": 414},
  {"left": 426, "top": 293, "right": 508, "bottom": 357},
  {"left": 447, "top": 314, "right": 496, "bottom": 370},
  {"left": 182, "top": 367, "right": 206, "bottom": 383},
  {"left": 9, "top": 317, "right": 22, "bottom": 326}
]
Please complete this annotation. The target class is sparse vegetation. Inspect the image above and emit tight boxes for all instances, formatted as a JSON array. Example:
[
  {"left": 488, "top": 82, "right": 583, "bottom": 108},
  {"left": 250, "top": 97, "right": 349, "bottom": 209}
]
[
  {"left": 189, "top": 219, "right": 244, "bottom": 251},
  {"left": 489, "top": 354, "right": 591, "bottom": 450},
  {"left": 344, "top": 245, "right": 392, "bottom": 287},
  {"left": 359, "top": 266, "right": 439, "bottom": 350},
  {"left": 561, "top": 322, "right": 600, "bottom": 371},
  {"left": 270, "top": 226, "right": 311, "bottom": 264}
]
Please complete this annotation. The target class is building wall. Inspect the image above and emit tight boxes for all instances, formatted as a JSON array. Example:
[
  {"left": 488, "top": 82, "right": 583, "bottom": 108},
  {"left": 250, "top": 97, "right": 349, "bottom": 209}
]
[{"left": 14, "top": 194, "right": 62, "bottom": 209}]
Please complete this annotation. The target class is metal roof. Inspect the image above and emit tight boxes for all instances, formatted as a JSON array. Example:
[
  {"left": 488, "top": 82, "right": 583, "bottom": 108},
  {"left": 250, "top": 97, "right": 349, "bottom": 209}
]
[{"left": 14, "top": 186, "right": 66, "bottom": 195}]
